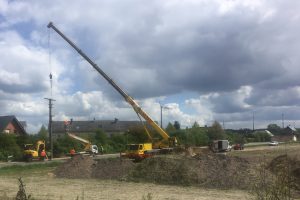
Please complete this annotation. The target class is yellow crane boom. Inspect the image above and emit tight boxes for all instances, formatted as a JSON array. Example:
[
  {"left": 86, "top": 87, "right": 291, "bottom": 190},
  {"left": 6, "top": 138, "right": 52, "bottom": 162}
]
[{"left": 47, "top": 22, "right": 177, "bottom": 149}]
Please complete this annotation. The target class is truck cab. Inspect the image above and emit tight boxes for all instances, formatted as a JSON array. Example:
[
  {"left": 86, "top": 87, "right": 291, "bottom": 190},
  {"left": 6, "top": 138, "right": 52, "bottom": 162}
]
[{"left": 125, "top": 143, "right": 153, "bottom": 161}]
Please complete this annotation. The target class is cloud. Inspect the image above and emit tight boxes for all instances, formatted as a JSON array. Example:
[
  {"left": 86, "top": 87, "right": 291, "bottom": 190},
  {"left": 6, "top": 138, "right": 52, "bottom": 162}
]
[{"left": 1, "top": 0, "right": 300, "bottom": 132}]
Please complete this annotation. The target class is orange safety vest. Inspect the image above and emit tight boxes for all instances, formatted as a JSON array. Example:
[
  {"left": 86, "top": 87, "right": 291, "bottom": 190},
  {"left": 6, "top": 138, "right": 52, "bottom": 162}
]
[
  {"left": 40, "top": 150, "right": 46, "bottom": 157},
  {"left": 70, "top": 149, "right": 75, "bottom": 155}
]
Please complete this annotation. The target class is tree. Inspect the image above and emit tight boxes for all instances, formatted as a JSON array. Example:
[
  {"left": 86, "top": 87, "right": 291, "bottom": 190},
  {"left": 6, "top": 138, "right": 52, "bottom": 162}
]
[
  {"left": 127, "top": 126, "right": 150, "bottom": 143},
  {"left": 94, "top": 129, "right": 108, "bottom": 145},
  {"left": 174, "top": 121, "right": 181, "bottom": 130},
  {"left": 166, "top": 122, "right": 176, "bottom": 133},
  {"left": 186, "top": 127, "right": 209, "bottom": 146},
  {"left": 267, "top": 124, "right": 282, "bottom": 135},
  {"left": 254, "top": 131, "right": 271, "bottom": 142},
  {"left": 207, "top": 121, "right": 226, "bottom": 141},
  {"left": 192, "top": 121, "right": 200, "bottom": 128},
  {"left": 0, "top": 134, "right": 22, "bottom": 161},
  {"left": 37, "top": 125, "right": 48, "bottom": 140}
]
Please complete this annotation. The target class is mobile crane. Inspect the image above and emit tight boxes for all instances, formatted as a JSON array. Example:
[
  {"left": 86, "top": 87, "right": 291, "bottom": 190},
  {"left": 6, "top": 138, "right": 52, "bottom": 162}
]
[
  {"left": 47, "top": 22, "right": 178, "bottom": 160},
  {"left": 64, "top": 120, "right": 102, "bottom": 155},
  {"left": 67, "top": 132, "right": 100, "bottom": 155}
]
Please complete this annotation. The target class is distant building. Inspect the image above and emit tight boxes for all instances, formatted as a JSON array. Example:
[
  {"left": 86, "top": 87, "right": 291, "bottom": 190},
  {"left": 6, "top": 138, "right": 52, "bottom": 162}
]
[
  {"left": 52, "top": 119, "right": 147, "bottom": 139},
  {"left": 272, "top": 125, "right": 298, "bottom": 142},
  {"left": 0, "top": 115, "right": 27, "bottom": 135}
]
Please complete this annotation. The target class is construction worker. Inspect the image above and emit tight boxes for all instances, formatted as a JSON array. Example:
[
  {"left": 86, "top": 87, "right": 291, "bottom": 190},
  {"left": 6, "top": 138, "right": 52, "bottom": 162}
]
[
  {"left": 40, "top": 150, "right": 46, "bottom": 161},
  {"left": 70, "top": 148, "right": 76, "bottom": 157}
]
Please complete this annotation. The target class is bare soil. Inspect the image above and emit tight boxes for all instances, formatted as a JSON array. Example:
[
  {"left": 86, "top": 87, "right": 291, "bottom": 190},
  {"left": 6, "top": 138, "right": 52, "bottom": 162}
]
[
  {"left": 1, "top": 143, "right": 300, "bottom": 199},
  {"left": 54, "top": 153, "right": 254, "bottom": 189},
  {"left": 0, "top": 176, "right": 250, "bottom": 200}
]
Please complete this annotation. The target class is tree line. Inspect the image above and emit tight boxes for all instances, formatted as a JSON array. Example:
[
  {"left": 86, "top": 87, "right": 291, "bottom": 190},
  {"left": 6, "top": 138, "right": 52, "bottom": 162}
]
[{"left": 0, "top": 122, "right": 293, "bottom": 161}]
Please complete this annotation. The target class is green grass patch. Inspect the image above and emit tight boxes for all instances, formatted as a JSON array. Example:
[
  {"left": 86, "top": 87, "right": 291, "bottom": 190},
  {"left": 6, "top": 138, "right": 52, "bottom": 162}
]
[{"left": 0, "top": 161, "right": 61, "bottom": 176}]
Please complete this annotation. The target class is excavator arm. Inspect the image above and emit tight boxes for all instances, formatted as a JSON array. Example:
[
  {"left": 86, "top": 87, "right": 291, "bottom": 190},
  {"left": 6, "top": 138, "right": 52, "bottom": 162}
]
[{"left": 48, "top": 22, "right": 177, "bottom": 148}]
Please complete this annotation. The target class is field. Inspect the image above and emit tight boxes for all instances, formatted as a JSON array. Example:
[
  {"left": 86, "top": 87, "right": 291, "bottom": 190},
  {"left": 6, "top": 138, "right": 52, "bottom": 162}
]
[{"left": 0, "top": 143, "right": 299, "bottom": 200}]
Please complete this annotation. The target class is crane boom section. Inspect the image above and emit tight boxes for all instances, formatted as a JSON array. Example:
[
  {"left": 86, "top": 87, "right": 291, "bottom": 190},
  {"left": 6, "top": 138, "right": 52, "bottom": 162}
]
[
  {"left": 48, "top": 22, "right": 170, "bottom": 141},
  {"left": 67, "top": 133, "right": 91, "bottom": 145}
]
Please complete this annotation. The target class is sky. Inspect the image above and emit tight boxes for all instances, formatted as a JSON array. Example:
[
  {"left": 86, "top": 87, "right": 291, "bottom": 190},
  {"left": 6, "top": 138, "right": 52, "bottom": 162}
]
[{"left": 1, "top": 0, "right": 300, "bottom": 133}]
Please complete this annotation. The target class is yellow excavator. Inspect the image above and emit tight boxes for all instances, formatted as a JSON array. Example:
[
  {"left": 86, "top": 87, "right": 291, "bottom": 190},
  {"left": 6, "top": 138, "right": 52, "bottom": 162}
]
[
  {"left": 23, "top": 140, "right": 47, "bottom": 162},
  {"left": 48, "top": 22, "right": 178, "bottom": 161}
]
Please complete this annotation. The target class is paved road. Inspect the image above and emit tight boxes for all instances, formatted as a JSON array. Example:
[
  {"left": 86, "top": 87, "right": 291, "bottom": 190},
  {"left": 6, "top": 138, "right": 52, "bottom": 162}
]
[{"left": 0, "top": 153, "right": 121, "bottom": 168}]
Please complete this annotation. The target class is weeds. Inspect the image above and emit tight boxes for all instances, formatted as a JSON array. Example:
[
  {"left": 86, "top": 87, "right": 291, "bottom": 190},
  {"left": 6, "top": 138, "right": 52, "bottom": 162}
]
[
  {"left": 250, "top": 155, "right": 297, "bottom": 200},
  {"left": 142, "top": 193, "right": 153, "bottom": 200},
  {"left": 16, "top": 177, "right": 32, "bottom": 200},
  {"left": 0, "top": 162, "right": 61, "bottom": 176}
]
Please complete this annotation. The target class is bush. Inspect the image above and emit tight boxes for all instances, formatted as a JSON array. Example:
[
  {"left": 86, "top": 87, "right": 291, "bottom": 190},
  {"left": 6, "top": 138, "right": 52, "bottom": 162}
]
[{"left": 0, "top": 134, "right": 23, "bottom": 161}]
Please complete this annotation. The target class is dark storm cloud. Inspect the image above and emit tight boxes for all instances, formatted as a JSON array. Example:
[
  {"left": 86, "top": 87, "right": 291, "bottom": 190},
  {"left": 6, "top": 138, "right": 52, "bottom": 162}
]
[
  {"left": 0, "top": 82, "right": 46, "bottom": 94},
  {"left": 245, "top": 87, "right": 300, "bottom": 107},
  {"left": 5, "top": 0, "right": 298, "bottom": 130},
  {"left": 69, "top": 0, "right": 296, "bottom": 101}
]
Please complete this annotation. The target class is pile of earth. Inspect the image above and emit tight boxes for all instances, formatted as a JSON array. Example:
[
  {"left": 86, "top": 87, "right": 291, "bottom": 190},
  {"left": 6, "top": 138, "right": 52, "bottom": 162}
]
[
  {"left": 54, "top": 155, "right": 96, "bottom": 179},
  {"left": 268, "top": 154, "right": 300, "bottom": 191},
  {"left": 127, "top": 154, "right": 253, "bottom": 189},
  {"left": 54, "top": 156, "right": 135, "bottom": 179},
  {"left": 54, "top": 154, "right": 254, "bottom": 189}
]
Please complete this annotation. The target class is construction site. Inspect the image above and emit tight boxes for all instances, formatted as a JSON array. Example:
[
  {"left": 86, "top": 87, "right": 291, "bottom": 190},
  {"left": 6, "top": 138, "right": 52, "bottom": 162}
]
[
  {"left": 0, "top": 143, "right": 299, "bottom": 199},
  {"left": 1, "top": 10, "right": 300, "bottom": 199}
]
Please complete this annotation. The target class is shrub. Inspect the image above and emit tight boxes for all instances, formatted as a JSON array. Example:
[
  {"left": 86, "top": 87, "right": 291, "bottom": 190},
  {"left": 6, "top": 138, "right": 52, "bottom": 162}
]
[{"left": 0, "top": 134, "right": 23, "bottom": 161}]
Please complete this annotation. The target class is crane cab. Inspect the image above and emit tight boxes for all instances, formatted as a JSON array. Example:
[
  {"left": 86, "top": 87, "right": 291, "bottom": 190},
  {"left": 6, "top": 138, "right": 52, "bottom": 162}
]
[{"left": 125, "top": 143, "right": 153, "bottom": 161}]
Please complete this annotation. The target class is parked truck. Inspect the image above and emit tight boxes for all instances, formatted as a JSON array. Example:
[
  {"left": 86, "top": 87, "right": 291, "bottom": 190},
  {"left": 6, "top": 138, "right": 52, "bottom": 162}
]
[{"left": 210, "top": 140, "right": 232, "bottom": 153}]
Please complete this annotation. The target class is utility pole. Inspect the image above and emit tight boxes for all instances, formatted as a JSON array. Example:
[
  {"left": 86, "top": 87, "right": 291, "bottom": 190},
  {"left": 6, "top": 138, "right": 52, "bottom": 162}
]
[
  {"left": 160, "top": 104, "right": 163, "bottom": 128},
  {"left": 159, "top": 103, "right": 171, "bottom": 128},
  {"left": 282, "top": 113, "right": 285, "bottom": 129},
  {"left": 252, "top": 112, "right": 255, "bottom": 131},
  {"left": 45, "top": 97, "right": 55, "bottom": 160}
]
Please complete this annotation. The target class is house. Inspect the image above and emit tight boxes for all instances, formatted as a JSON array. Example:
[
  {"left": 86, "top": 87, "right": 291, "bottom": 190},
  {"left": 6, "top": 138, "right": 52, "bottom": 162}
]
[
  {"left": 52, "top": 119, "right": 149, "bottom": 139},
  {"left": 272, "top": 125, "right": 298, "bottom": 142},
  {"left": 0, "top": 115, "right": 27, "bottom": 135}
]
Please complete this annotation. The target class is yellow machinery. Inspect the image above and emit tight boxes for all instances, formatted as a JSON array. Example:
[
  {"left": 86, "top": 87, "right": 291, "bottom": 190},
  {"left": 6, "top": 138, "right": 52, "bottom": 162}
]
[
  {"left": 125, "top": 143, "right": 153, "bottom": 161},
  {"left": 23, "top": 140, "right": 47, "bottom": 162},
  {"left": 67, "top": 132, "right": 100, "bottom": 155},
  {"left": 48, "top": 22, "right": 178, "bottom": 161}
]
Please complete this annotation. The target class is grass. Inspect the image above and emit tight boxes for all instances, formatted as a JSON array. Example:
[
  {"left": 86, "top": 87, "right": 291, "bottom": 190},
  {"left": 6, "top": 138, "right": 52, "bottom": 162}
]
[
  {"left": 230, "top": 143, "right": 300, "bottom": 159},
  {"left": 0, "top": 161, "right": 61, "bottom": 176}
]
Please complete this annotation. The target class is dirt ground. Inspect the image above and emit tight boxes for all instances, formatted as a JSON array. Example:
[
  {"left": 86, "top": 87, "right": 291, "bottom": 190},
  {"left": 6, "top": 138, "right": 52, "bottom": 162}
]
[
  {"left": 0, "top": 175, "right": 250, "bottom": 200},
  {"left": 1, "top": 143, "right": 300, "bottom": 200}
]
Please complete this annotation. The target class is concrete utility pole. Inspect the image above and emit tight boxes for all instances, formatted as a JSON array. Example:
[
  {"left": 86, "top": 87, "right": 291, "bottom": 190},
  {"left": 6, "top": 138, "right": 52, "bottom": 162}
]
[
  {"left": 282, "top": 113, "right": 285, "bottom": 129},
  {"left": 159, "top": 103, "right": 171, "bottom": 128},
  {"left": 252, "top": 112, "right": 255, "bottom": 131},
  {"left": 160, "top": 104, "right": 163, "bottom": 128},
  {"left": 45, "top": 98, "right": 55, "bottom": 160}
]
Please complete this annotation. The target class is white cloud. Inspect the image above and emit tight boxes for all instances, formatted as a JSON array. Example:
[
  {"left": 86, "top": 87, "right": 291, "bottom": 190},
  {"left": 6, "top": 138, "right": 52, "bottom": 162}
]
[{"left": 1, "top": 0, "right": 300, "bottom": 133}]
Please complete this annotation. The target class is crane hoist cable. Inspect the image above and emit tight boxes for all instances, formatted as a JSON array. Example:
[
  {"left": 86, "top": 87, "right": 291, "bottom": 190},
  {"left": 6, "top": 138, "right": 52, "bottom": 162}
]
[{"left": 48, "top": 27, "right": 53, "bottom": 97}]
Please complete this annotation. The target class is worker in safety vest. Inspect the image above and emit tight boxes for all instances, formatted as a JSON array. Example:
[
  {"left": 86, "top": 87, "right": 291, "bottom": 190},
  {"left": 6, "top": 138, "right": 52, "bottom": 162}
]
[
  {"left": 40, "top": 150, "right": 46, "bottom": 160},
  {"left": 70, "top": 148, "right": 76, "bottom": 157}
]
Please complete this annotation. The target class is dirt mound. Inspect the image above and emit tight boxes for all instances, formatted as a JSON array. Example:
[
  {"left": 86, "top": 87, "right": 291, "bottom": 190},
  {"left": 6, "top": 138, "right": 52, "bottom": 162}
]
[
  {"left": 127, "top": 154, "right": 253, "bottom": 189},
  {"left": 92, "top": 158, "right": 135, "bottom": 179},
  {"left": 54, "top": 154, "right": 253, "bottom": 189},
  {"left": 268, "top": 154, "right": 300, "bottom": 190},
  {"left": 54, "top": 156, "right": 136, "bottom": 180},
  {"left": 54, "top": 155, "right": 95, "bottom": 178}
]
